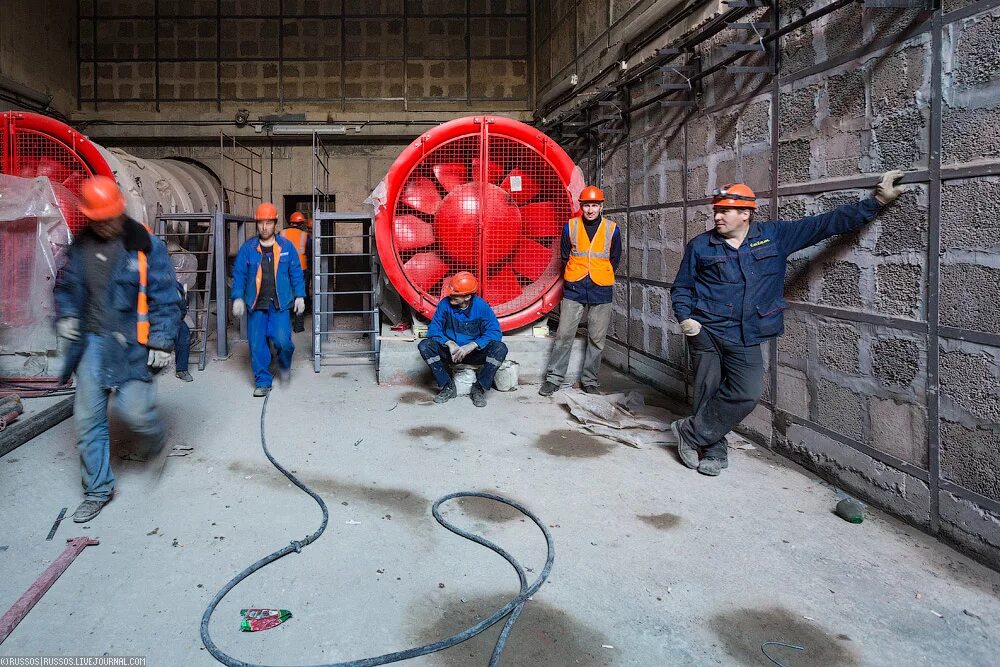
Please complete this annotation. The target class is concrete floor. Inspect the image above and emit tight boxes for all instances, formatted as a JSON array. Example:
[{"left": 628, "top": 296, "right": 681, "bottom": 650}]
[{"left": 1, "top": 331, "right": 999, "bottom": 666}]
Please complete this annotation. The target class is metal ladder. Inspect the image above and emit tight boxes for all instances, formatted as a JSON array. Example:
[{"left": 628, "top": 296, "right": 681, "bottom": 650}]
[
  {"left": 311, "top": 211, "right": 380, "bottom": 371},
  {"left": 154, "top": 212, "right": 216, "bottom": 371}
]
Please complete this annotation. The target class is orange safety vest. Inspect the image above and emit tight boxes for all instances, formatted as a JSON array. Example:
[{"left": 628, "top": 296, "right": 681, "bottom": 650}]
[
  {"left": 281, "top": 227, "right": 309, "bottom": 270},
  {"left": 136, "top": 251, "right": 149, "bottom": 344},
  {"left": 563, "top": 216, "right": 617, "bottom": 287}
]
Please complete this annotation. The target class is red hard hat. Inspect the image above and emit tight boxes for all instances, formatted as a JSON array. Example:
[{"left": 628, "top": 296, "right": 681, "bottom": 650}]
[
  {"left": 289, "top": 211, "right": 306, "bottom": 224},
  {"left": 579, "top": 185, "right": 605, "bottom": 203},
  {"left": 78, "top": 175, "right": 126, "bottom": 221},
  {"left": 256, "top": 202, "right": 278, "bottom": 221},
  {"left": 713, "top": 183, "right": 757, "bottom": 209},
  {"left": 446, "top": 271, "right": 479, "bottom": 296}
]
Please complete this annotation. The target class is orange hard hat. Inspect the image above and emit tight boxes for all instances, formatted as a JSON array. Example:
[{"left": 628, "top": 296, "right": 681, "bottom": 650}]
[
  {"left": 289, "top": 211, "right": 306, "bottom": 224},
  {"left": 306, "top": 218, "right": 313, "bottom": 230},
  {"left": 446, "top": 271, "right": 479, "bottom": 296},
  {"left": 713, "top": 183, "right": 757, "bottom": 209},
  {"left": 255, "top": 202, "right": 278, "bottom": 221},
  {"left": 579, "top": 185, "right": 605, "bottom": 203},
  {"left": 78, "top": 175, "right": 126, "bottom": 221}
]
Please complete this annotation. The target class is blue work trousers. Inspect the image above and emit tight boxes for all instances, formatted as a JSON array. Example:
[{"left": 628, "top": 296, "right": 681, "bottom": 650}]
[
  {"left": 248, "top": 303, "right": 294, "bottom": 388},
  {"left": 175, "top": 320, "right": 191, "bottom": 372},
  {"left": 74, "top": 334, "right": 164, "bottom": 501},
  {"left": 418, "top": 338, "right": 508, "bottom": 391}
]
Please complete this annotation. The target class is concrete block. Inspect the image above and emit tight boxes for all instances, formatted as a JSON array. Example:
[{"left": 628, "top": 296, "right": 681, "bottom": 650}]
[
  {"left": 818, "top": 323, "right": 861, "bottom": 374},
  {"left": 874, "top": 188, "right": 928, "bottom": 255},
  {"left": 687, "top": 207, "right": 712, "bottom": 241},
  {"left": 470, "top": 60, "right": 528, "bottom": 99},
  {"left": 938, "top": 491, "right": 1000, "bottom": 571},
  {"left": 870, "top": 396, "right": 927, "bottom": 467},
  {"left": 739, "top": 99, "right": 771, "bottom": 145},
  {"left": 777, "top": 310, "right": 809, "bottom": 367},
  {"left": 778, "top": 139, "right": 812, "bottom": 184},
  {"left": 871, "top": 336, "right": 921, "bottom": 387},
  {"left": 819, "top": 260, "right": 862, "bottom": 308},
  {"left": 940, "top": 420, "right": 1000, "bottom": 501},
  {"left": 940, "top": 264, "right": 1000, "bottom": 334},
  {"left": 941, "top": 178, "right": 1000, "bottom": 250},
  {"left": 779, "top": 22, "right": 815, "bottom": 75},
  {"left": 822, "top": 5, "right": 863, "bottom": 59},
  {"left": 714, "top": 111, "right": 738, "bottom": 150},
  {"left": 939, "top": 348, "right": 1000, "bottom": 423},
  {"left": 949, "top": 12, "right": 1000, "bottom": 91},
  {"left": 815, "top": 378, "right": 865, "bottom": 442},
  {"left": 822, "top": 131, "right": 862, "bottom": 177},
  {"left": 410, "top": 18, "right": 467, "bottom": 58},
  {"left": 777, "top": 364, "right": 809, "bottom": 417},
  {"left": 870, "top": 45, "right": 927, "bottom": 117},
  {"left": 779, "top": 423, "right": 931, "bottom": 527},
  {"left": 871, "top": 106, "right": 928, "bottom": 171},
  {"left": 737, "top": 402, "right": 773, "bottom": 445},
  {"left": 665, "top": 332, "right": 686, "bottom": 368},
  {"left": 779, "top": 84, "right": 818, "bottom": 138},
  {"left": 686, "top": 165, "right": 709, "bottom": 200},
  {"left": 778, "top": 198, "right": 807, "bottom": 221},
  {"left": 874, "top": 262, "right": 923, "bottom": 319},
  {"left": 826, "top": 70, "right": 865, "bottom": 120},
  {"left": 942, "top": 106, "right": 1000, "bottom": 165}
]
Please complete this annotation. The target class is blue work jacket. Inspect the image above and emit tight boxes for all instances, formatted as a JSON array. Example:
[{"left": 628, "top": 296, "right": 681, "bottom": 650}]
[
  {"left": 427, "top": 295, "right": 502, "bottom": 348},
  {"left": 54, "top": 217, "right": 182, "bottom": 385},
  {"left": 231, "top": 235, "right": 306, "bottom": 311},
  {"left": 671, "top": 198, "right": 882, "bottom": 346}
]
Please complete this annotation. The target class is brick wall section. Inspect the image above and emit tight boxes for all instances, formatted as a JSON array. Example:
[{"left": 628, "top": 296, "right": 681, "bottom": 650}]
[
  {"left": 77, "top": 1, "right": 530, "bottom": 110},
  {"left": 544, "top": 1, "right": 1000, "bottom": 569}
]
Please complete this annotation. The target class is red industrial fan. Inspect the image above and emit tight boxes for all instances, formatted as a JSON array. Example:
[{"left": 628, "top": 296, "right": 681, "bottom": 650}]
[{"left": 375, "top": 116, "right": 580, "bottom": 332}]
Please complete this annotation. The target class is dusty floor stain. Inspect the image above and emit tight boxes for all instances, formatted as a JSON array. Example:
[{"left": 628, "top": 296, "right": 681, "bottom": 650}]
[
  {"left": 451, "top": 496, "right": 525, "bottom": 523},
  {"left": 535, "top": 429, "right": 614, "bottom": 458},
  {"left": 398, "top": 390, "right": 434, "bottom": 404},
  {"left": 331, "top": 371, "right": 348, "bottom": 378},
  {"left": 227, "top": 461, "right": 430, "bottom": 517},
  {"left": 637, "top": 513, "right": 682, "bottom": 531},
  {"left": 406, "top": 425, "right": 461, "bottom": 442},
  {"left": 709, "top": 607, "right": 860, "bottom": 666},
  {"left": 407, "top": 593, "right": 617, "bottom": 666}
]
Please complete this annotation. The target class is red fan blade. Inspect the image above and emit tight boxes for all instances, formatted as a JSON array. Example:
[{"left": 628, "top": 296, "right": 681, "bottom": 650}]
[
  {"left": 520, "top": 202, "right": 561, "bottom": 238},
  {"left": 393, "top": 214, "right": 435, "bottom": 251},
  {"left": 472, "top": 158, "right": 504, "bottom": 184},
  {"left": 483, "top": 266, "right": 522, "bottom": 305},
  {"left": 403, "top": 252, "right": 449, "bottom": 292},
  {"left": 432, "top": 162, "right": 468, "bottom": 193},
  {"left": 400, "top": 176, "right": 442, "bottom": 215},
  {"left": 500, "top": 167, "right": 541, "bottom": 205},
  {"left": 511, "top": 238, "right": 552, "bottom": 282}
]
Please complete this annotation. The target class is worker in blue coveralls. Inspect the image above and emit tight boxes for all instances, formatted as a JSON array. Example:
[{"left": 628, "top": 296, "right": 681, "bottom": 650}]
[
  {"left": 668, "top": 170, "right": 906, "bottom": 477},
  {"left": 418, "top": 271, "right": 508, "bottom": 408},
  {"left": 231, "top": 202, "right": 306, "bottom": 397},
  {"left": 54, "top": 176, "right": 183, "bottom": 524}
]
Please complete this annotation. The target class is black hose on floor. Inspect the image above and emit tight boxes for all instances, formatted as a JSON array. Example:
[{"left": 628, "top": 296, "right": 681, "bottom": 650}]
[{"left": 200, "top": 392, "right": 555, "bottom": 667}]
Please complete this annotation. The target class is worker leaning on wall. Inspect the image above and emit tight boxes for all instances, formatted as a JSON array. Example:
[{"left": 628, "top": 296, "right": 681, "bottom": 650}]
[{"left": 668, "top": 170, "right": 907, "bottom": 477}]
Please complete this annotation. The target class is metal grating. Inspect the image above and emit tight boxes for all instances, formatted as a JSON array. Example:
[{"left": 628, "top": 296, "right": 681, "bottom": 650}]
[
  {"left": 390, "top": 126, "right": 571, "bottom": 320},
  {"left": 11, "top": 131, "right": 92, "bottom": 234}
]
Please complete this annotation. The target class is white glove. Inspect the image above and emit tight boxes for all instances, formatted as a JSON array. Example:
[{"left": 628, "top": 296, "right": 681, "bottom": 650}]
[
  {"left": 147, "top": 349, "right": 171, "bottom": 369},
  {"left": 452, "top": 342, "right": 478, "bottom": 363},
  {"left": 293, "top": 297, "right": 305, "bottom": 315},
  {"left": 232, "top": 299, "right": 246, "bottom": 317},
  {"left": 875, "top": 169, "right": 906, "bottom": 205},
  {"left": 56, "top": 317, "right": 80, "bottom": 341},
  {"left": 680, "top": 318, "right": 702, "bottom": 336}
]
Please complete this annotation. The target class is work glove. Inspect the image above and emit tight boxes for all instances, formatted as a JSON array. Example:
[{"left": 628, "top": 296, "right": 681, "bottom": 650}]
[
  {"left": 680, "top": 318, "right": 702, "bottom": 337},
  {"left": 56, "top": 317, "right": 80, "bottom": 341},
  {"left": 232, "top": 299, "right": 246, "bottom": 318},
  {"left": 445, "top": 340, "right": 461, "bottom": 360},
  {"left": 147, "top": 349, "right": 171, "bottom": 369},
  {"left": 875, "top": 169, "right": 906, "bottom": 205},
  {"left": 452, "top": 342, "right": 478, "bottom": 363},
  {"left": 293, "top": 297, "right": 305, "bottom": 315}
]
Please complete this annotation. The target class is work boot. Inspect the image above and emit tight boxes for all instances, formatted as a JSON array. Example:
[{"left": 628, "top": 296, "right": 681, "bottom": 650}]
[
  {"left": 698, "top": 458, "right": 728, "bottom": 477},
  {"left": 175, "top": 371, "right": 193, "bottom": 382},
  {"left": 434, "top": 381, "right": 457, "bottom": 404},
  {"left": 538, "top": 381, "right": 559, "bottom": 396},
  {"left": 72, "top": 498, "right": 107, "bottom": 523},
  {"left": 671, "top": 419, "right": 700, "bottom": 469},
  {"left": 470, "top": 382, "right": 487, "bottom": 408},
  {"left": 253, "top": 386, "right": 271, "bottom": 397},
  {"left": 581, "top": 384, "right": 602, "bottom": 395}
]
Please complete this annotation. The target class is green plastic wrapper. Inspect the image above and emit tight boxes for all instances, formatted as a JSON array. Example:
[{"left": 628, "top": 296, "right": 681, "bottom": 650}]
[{"left": 240, "top": 608, "right": 292, "bottom": 632}]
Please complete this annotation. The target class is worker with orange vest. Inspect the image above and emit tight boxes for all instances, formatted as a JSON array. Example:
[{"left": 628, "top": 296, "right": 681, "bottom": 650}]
[
  {"left": 231, "top": 202, "right": 306, "bottom": 396},
  {"left": 539, "top": 185, "right": 621, "bottom": 397},
  {"left": 280, "top": 211, "right": 312, "bottom": 333},
  {"left": 54, "top": 175, "right": 183, "bottom": 524}
]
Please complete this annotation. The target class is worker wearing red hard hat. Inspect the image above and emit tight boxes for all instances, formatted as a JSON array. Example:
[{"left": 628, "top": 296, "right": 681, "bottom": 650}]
[
  {"left": 279, "top": 210, "right": 312, "bottom": 333},
  {"left": 418, "top": 271, "right": 508, "bottom": 407},
  {"left": 669, "top": 170, "right": 907, "bottom": 477},
  {"left": 539, "top": 185, "right": 622, "bottom": 397},
  {"left": 54, "top": 175, "right": 184, "bottom": 523},
  {"left": 231, "top": 202, "right": 306, "bottom": 396}
]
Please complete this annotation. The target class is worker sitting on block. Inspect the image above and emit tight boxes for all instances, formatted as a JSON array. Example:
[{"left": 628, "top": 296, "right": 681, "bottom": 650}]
[
  {"left": 668, "top": 170, "right": 906, "bottom": 477},
  {"left": 417, "top": 271, "right": 508, "bottom": 407},
  {"left": 231, "top": 202, "right": 306, "bottom": 397},
  {"left": 54, "top": 176, "right": 183, "bottom": 523}
]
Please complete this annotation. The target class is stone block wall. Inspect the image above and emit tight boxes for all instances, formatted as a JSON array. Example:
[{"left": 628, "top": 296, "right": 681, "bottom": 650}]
[
  {"left": 76, "top": 0, "right": 529, "bottom": 112},
  {"left": 544, "top": 0, "right": 1000, "bottom": 569}
]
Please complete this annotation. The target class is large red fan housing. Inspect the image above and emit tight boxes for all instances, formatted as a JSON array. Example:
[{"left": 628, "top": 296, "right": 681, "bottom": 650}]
[{"left": 376, "top": 116, "right": 578, "bottom": 331}]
